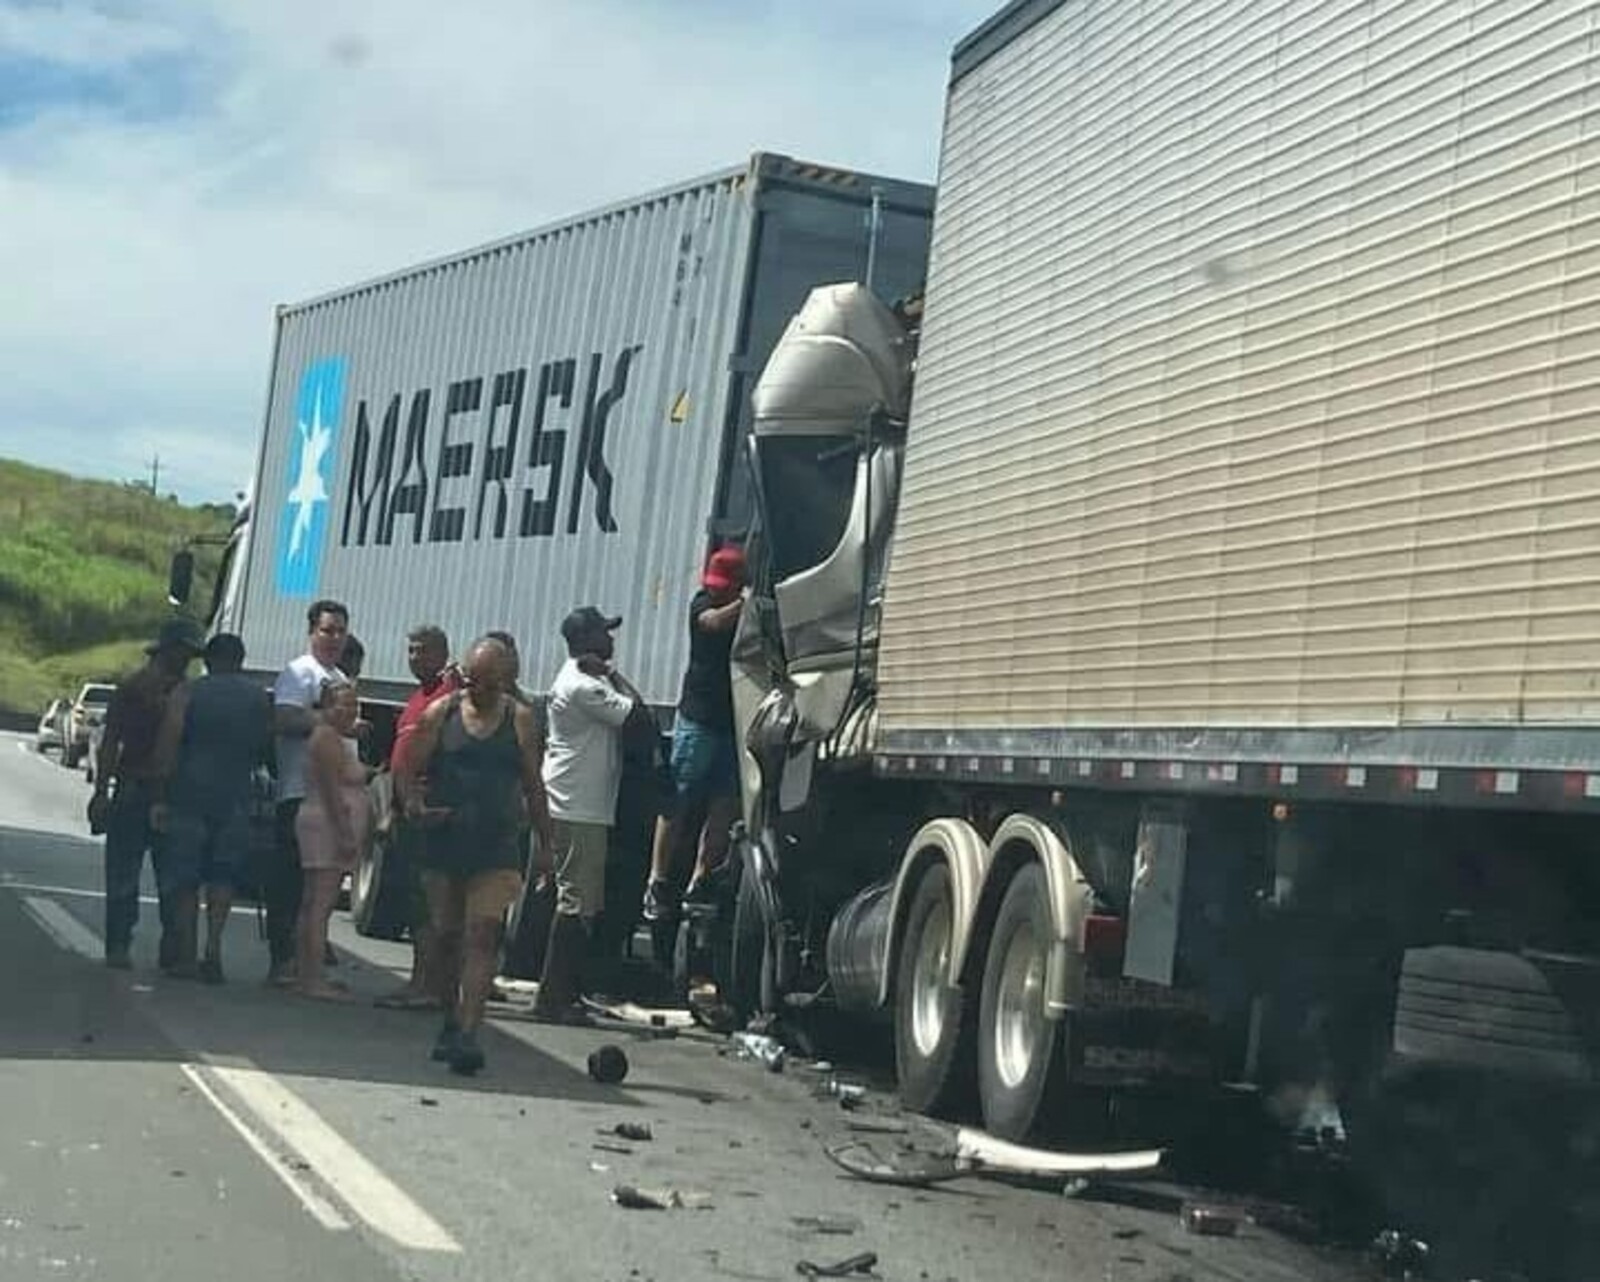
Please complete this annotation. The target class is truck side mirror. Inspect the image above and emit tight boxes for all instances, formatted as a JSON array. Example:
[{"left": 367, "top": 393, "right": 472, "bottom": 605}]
[{"left": 167, "top": 550, "right": 194, "bottom": 607}]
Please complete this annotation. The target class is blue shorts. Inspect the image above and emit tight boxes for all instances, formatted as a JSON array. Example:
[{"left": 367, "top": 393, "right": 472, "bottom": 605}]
[
  {"left": 159, "top": 805, "right": 251, "bottom": 894},
  {"left": 669, "top": 716, "right": 738, "bottom": 814}
]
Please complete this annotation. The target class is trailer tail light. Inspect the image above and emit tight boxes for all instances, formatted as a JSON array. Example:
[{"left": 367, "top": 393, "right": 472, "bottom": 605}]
[{"left": 1083, "top": 913, "right": 1126, "bottom": 978}]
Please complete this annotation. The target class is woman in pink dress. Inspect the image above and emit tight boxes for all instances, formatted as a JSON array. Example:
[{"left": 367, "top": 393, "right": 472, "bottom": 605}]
[{"left": 295, "top": 680, "right": 369, "bottom": 1000}]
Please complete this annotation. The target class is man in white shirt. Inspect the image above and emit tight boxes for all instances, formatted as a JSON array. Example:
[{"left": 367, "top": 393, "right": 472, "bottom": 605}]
[
  {"left": 534, "top": 606, "right": 641, "bottom": 1022},
  {"left": 267, "top": 599, "right": 350, "bottom": 985}
]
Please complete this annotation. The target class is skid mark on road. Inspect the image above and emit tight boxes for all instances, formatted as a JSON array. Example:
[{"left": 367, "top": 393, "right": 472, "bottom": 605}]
[
  {"left": 195, "top": 1063, "right": 461, "bottom": 1254},
  {"left": 21, "top": 893, "right": 103, "bottom": 959}
]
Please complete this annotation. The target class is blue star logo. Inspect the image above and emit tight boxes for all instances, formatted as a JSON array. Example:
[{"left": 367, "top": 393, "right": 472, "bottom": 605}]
[{"left": 275, "top": 357, "right": 347, "bottom": 597}]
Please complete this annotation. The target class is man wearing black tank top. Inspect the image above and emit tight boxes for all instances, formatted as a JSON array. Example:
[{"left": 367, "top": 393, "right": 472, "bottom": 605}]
[{"left": 398, "top": 637, "right": 553, "bottom": 1075}]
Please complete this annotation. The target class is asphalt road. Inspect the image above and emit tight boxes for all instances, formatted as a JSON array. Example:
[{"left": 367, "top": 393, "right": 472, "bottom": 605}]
[{"left": 0, "top": 731, "right": 1373, "bottom": 1282}]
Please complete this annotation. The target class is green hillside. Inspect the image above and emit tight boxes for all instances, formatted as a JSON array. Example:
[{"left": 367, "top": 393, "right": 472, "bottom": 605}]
[{"left": 0, "top": 459, "right": 234, "bottom": 715}]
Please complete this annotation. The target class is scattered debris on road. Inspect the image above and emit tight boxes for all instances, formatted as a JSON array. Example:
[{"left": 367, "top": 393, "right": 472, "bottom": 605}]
[
  {"left": 818, "top": 1079, "right": 867, "bottom": 1108},
  {"left": 419, "top": 1096, "right": 439, "bottom": 1107},
  {"left": 611, "top": 1184, "right": 714, "bottom": 1211},
  {"left": 795, "top": 1249, "right": 878, "bottom": 1277},
  {"left": 1180, "top": 1203, "right": 1242, "bottom": 1237},
  {"left": 825, "top": 1126, "right": 1164, "bottom": 1192},
  {"left": 824, "top": 1140, "right": 961, "bottom": 1188},
  {"left": 791, "top": 1215, "right": 862, "bottom": 1236},
  {"left": 588, "top": 1045, "right": 629, "bottom": 1084},
  {"left": 729, "top": 1031, "right": 787, "bottom": 1072},
  {"left": 845, "top": 1120, "right": 907, "bottom": 1136},
  {"left": 607, "top": 1122, "right": 653, "bottom": 1142},
  {"left": 1371, "top": 1228, "right": 1431, "bottom": 1278}
]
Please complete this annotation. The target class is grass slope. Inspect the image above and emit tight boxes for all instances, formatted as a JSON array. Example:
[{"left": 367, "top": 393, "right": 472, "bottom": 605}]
[{"left": 0, "top": 459, "right": 232, "bottom": 714}]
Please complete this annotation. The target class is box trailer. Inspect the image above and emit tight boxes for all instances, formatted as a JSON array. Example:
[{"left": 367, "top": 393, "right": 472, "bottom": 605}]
[{"left": 713, "top": 0, "right": 1600, "bottom": 1229}]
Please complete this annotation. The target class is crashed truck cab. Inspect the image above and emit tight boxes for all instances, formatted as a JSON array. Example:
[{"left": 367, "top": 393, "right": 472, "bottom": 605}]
[
  {"left": 715, "top": 283, "right": 913, "bottom": 1011},
  {"left": 726, "top": 284, "right": 1219, "bottom": 1143}
]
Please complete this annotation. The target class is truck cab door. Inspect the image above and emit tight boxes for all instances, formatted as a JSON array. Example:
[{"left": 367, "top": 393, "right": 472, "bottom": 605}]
[{"left": 749, "top": 284, "right": 913, "bottom": 690}]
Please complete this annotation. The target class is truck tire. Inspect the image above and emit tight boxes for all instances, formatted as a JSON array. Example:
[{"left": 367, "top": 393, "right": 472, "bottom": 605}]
[
  {"left": 894, "top": 863, "right": 974, "bottom": 1117},
  {"left": 977, "top": 864, "right": 1071, "bottom": 1140},
  {"left": 976, "top": 863, "right": 1109, "bottom": 1143},
  {"left": 1393, "top": 946, "right": 1593, "bottom": 1081},
  {"left": 350, "top": 828, "right": 408, "bottom": 941},
  {"left": 728, "top": 847, "right": 777, "bottom": 1021}
]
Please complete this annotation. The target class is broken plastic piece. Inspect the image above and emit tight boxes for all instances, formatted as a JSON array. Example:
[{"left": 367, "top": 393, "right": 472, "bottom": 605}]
[
  {"left": 795, "top": 1250, "right": 878, "bottom": 1277},
  {"left": 1372, "top": 1229, "right": 1431, "bottom": 1278},
  {"left": 611, "top": 1184, "right": 714, "bottom": 1211},
  {"left": 1180, "top": 1203, "right": 1242, "bottom": 1236},
  {"left": 730, "top": 1031, "right": 786, "bottom": 1072},
  {"left": 791, "top": 1215, "right": 862, "bottom": 1236}
]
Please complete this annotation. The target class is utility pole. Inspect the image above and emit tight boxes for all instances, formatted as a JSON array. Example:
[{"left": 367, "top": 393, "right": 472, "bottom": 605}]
[{"left": 148, "top": 453, "right": 161, "bottom": 496}]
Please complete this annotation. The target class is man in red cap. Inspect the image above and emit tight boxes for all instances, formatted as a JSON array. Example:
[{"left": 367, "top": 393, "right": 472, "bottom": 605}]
[{"left": 642, "top": 545, "right": 748, "bottom": 922}]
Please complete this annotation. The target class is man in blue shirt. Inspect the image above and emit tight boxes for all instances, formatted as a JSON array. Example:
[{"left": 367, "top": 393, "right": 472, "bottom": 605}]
[{"left": 152, "top": 633, "right": 273, "bottom": 982}]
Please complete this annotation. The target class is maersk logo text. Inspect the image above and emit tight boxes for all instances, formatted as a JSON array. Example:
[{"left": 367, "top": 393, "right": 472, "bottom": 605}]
[
  {"left": 276, "top": 357, "right": 348, "bottom": 597},
  {"left": 340, "top": 346, "right": 640, "bottom": 549}
]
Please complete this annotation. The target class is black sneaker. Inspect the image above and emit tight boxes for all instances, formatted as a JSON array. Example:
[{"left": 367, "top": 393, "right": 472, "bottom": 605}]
[
  {"left": 431, "top": 1023, "right": 462, "bottom": 1063},
  {"left": 104, "top": 949, "right": 132, "bottom": 971},
  {"left": 199, "top": 958, "right": 224, "bottom": 985},
  {"left": 641, "top": 877, "right": 671, "bottom": 923},
  {"left": 448, "top": 1031, "right": 486, "bottom": 1076}
]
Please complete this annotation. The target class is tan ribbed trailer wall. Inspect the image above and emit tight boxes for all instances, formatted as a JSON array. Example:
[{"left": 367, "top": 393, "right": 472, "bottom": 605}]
[{"left": 879, "top": 0, "right": 1600, "bottom": 733}]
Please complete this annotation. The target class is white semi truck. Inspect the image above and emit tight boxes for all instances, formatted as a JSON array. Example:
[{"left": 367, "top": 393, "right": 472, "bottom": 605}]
[{"left": 707, "top": 0, "right": 1600, "bottom": 1192}]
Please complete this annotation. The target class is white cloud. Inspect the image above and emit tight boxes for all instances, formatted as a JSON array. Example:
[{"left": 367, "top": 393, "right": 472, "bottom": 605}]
[{"left": 0, "top": 0, "right": 996, "bottom": 500}]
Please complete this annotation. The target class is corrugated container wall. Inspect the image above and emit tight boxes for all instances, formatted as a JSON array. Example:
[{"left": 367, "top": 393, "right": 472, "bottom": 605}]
[
  {"left": 878, "top": 0, "right": 1600, "bottom": 736},
  {"left": 236, "top": 155, "right": 933, "bottom": 703}
]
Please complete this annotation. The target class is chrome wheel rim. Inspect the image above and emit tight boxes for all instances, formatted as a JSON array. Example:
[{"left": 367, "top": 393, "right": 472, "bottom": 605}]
[
  {"left": 994, "top": 919, "right": 1045, "bottom": 1091},
  {"left": 909, "top": 899, "right": 953, "bottom": 1057}
]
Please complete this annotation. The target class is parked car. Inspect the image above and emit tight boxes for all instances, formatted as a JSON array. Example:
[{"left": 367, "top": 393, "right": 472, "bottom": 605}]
[
  {"left": 34, "top": 698, "right": 69, "bottom": 753},
  {"left": 63, "top": 683, "right": 115, "bottom": 769}
]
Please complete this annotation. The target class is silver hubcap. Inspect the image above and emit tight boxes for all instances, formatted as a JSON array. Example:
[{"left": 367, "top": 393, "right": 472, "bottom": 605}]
[
  {"left": 909, "top": 899, "right": 952, "bottom": 1058},
  {"left": 994, "top": 920, "right": 1045, "bottom": 1090}
]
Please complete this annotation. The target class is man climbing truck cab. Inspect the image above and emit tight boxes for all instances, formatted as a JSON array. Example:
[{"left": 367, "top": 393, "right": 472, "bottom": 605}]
[{"left": 718, "top": 0, "right": 1600, "bottom": 1163}]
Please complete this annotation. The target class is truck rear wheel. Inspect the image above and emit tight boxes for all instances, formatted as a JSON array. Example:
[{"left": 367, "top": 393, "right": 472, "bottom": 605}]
[
  {"left": 894, "top": 863, "right": 973, "bottom": 1116},
  {"left": 977, "top": 863, "right": 1108, "bottom": 1142}
]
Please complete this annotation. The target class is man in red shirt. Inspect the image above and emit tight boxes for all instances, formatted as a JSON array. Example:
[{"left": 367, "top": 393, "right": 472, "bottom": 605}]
[{"left": 375, "top": 624, "right": 459, "bottom": 1009}]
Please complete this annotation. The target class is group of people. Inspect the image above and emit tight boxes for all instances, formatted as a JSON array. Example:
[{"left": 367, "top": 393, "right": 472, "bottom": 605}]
[{"left": 89, "top": 544, "right": 749, "bottom": 1077}]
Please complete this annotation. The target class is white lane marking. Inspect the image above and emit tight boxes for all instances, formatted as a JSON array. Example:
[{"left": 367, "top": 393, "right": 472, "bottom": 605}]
[
  {"left": 205, "top": 1065, "right": 461, "bottom": 1253},
  {"left": 7, "top": 880, "right": 257, "bottom": 915},
  {"left": 180, "top": 1063, "right": 352, "bottom": 1233},
  {"left": 21, "top": 894, "right": 103, "bottom": 959}
]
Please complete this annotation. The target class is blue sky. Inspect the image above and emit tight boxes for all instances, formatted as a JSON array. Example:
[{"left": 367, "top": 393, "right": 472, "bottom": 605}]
[{"left": 0, "top": 0, "right": 997, "bottom": 501}]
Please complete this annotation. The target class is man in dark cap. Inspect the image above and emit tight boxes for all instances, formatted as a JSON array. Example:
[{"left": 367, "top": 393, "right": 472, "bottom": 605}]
[
  {"left": 89, "top": 615, "right": 204, "bottom": 970},
  {"left": 533, "top": 606, "right": 644, "bottom": 1023}
]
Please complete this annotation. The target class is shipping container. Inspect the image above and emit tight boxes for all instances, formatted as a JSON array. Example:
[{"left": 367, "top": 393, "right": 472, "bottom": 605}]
[
  {"left": 877, "top": 0, "right": 1600, "bottom": 776},
  {"left": 232, "top": 153, "right": 933, "bottom": 705}
]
